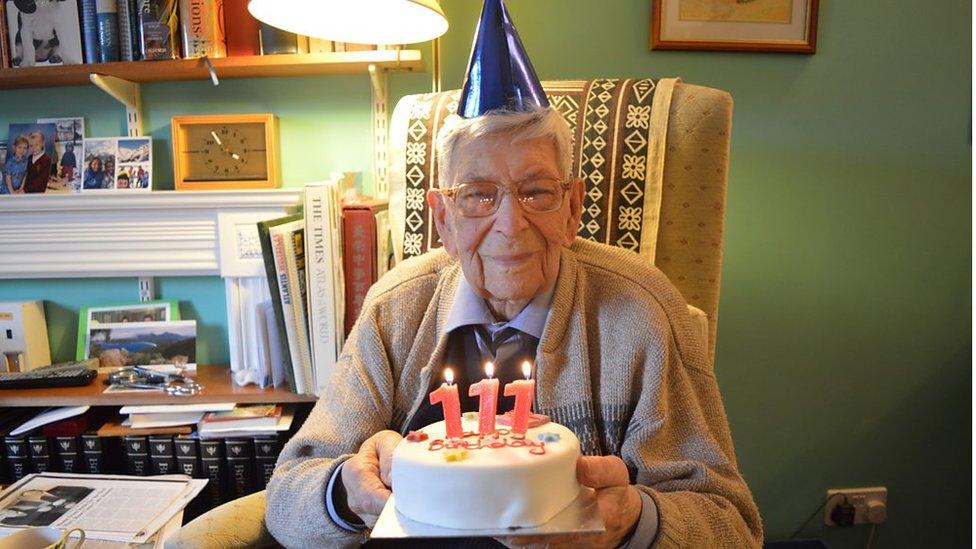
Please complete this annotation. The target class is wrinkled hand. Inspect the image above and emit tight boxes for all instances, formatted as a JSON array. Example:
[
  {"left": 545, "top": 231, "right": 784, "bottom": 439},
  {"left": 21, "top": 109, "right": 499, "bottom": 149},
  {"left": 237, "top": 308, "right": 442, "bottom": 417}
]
[
  {"left": 340, "top": 430, "right": 402, "bottom": 527},
  {"left": 497, "top": 455, "right": 642, "bottom": 549}
]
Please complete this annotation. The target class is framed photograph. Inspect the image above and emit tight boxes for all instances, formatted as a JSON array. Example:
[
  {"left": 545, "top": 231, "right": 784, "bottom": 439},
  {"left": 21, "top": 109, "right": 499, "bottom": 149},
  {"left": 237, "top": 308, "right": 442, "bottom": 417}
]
[
  {"left": 82, "top": 320, "right": 197, "bottom": 369},
  {"left": 82, "top": 137, "right": 153, "bottom": 191},
  {"left": 650, "top": 0, "right": 819, "bottom": 53},
  {"left": 4, "top": 123, "right": 57, "bottom": 194},
  {"left": 38, "top": 117, "right": 85, "bottom": 193},
  {"left": 76, "top": 300, "right": 180, "bottom": 360},
  {"left": 4, "top": 0, "right": 83, "bottom": 67}
]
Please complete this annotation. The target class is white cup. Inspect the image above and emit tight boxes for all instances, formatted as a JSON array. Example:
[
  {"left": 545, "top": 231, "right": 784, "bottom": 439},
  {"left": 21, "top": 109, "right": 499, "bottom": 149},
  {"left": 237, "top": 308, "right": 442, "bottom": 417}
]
[{"left": 0, "top": 527, "right": 85, "bottom": 549}]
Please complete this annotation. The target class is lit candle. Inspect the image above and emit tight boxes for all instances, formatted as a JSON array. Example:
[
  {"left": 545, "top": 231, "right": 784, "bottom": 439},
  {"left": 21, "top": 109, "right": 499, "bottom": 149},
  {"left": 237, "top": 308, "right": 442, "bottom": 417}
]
[
  {"left": 468, "top": 361, "right": 500, "bottom": 436},
  {"left": 429, "top": 367, "right": 463, "bottom": 439},
  {"left": 503, "top": 361, "right": 535, "bottom": 436}
]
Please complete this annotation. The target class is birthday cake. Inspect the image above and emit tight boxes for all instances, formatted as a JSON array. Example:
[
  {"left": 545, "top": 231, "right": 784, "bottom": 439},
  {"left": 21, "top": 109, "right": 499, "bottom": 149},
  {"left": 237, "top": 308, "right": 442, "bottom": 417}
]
[{"left": 390, "top": 412, "right": 582, "bottom": 530}]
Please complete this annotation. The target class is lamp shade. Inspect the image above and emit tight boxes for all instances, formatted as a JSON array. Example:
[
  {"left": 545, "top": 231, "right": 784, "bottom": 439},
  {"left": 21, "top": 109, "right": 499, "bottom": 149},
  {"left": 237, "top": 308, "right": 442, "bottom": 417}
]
[{"left": 247, "top": 0, "right": 448, "bottom": 45}]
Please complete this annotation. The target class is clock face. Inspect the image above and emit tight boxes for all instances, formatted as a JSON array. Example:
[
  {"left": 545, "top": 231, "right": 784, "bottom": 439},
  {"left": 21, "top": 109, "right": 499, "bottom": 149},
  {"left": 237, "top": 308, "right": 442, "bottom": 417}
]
[{"left": 180, "top": 122, "right": 269, "bottom": 182}]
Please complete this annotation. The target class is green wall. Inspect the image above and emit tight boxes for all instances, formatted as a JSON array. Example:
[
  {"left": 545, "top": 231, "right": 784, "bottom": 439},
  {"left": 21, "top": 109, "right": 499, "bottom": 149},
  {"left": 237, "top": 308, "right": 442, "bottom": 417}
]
[{"left": 0, "top": 1, "right": 969, "bottom": 546}]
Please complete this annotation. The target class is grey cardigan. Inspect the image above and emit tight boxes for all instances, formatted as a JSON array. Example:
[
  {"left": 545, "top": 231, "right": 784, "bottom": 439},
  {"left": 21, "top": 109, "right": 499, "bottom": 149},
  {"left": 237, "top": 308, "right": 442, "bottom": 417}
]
[{"left": 265, "top": 238, "right": 763, "bottom": 548}]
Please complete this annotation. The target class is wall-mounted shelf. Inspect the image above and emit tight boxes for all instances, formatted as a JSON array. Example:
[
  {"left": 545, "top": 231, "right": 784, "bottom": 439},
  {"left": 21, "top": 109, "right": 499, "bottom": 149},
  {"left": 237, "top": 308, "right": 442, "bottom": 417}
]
[{"left": 0, "top": 50, "right": 423, "bottom": 90}]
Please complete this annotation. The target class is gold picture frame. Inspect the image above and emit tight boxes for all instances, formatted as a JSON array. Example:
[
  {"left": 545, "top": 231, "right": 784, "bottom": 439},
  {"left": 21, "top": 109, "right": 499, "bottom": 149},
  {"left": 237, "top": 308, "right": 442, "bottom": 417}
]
[{"left": 650, "top": 0, "right": 819, "bottom": 53}]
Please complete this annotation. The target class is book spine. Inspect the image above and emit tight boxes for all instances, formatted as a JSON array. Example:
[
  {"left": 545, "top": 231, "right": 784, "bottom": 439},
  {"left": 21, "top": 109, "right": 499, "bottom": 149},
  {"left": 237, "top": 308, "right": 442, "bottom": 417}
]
[
  {"left": 178, "top": 0, "right": 225, "bottom": 58},
  {"left": 149, "top": 434, "right": 176, "bottom": 475},
  {"left": 307, "top": 37, "right": 333, "bottom": 54},
  {"left": 80, "top": 432, "right": 103, "bottom": 473},
  {"left": 199, "top": 439, "right": 225, "bottom": 506},
  {"left": 95, "top": 0, "right": 121, "bottom": 62},
  {"left": 305, "top": 185, "right": 337, "bottom": 394},
  {"left": 118, "top": 0, "right": 134, "bottom": 61},
  {"left": 258, "top": 23, "right": 297, "bottom": 55},
  {"left": 123, "top": 434, "right": 150, "bottom": 476},
  {"left": 4, "top": 435, "right": 28, "bottom": 481},
  {"left": 80, "top": 0, "right": 102, "bottom": 64},
  {"left": 252, "top": 434, "right": 279, "bottom": 490},
  {"left": 174, "top": 435, "right": 199, "bottom": 477},
  {"left": 0, "top": 2, "right": 9, "bottom": 69},
  {"left": 258, "top": 221, "right": 297, "bottom": 392},
  {"left": 288, "top": 228, "right": 314, "bottom": 388},
  {"left": 342, "top": 208, "right": 378, "bottom": 336},
  {"left": 55, "top": 436, "right": 80, "bottom": 473},
  {"left": 27, "top": 436, "right": 52, "bottom": 473},
  {"left": 271, "top": 228, "right": 308, "bottom": 394},
  {"left": 128, "top": 0, "right": 142, "bottom": 60},
  {"left": 138, "top": 0, "right": 181, "bottom": 60},
  {"left": 224, "top": 438, "right": 254, "bottom": 500},
  {"left": 222, "top": 0, "right": 258, "bottom": 56}
]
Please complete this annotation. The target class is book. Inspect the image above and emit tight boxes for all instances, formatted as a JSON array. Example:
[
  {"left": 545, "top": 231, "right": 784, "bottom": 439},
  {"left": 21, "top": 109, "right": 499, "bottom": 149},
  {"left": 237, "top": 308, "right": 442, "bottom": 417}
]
[
  {"left": 149, "top": 434, "right": 176, "bottom": 475},
  {"left": 54, "top": 435, "right": 81, "bottom": 473},
  {"left": 3, "top": 434, "right": 28, "bottom": 481},
  {"left": 27, "top": 435, "right": 52, "bottom": 473},
  {"left": 261, "top": 300, "right": 286, "bottom": 387},
  {"left": 201, "top": 404, "right": 281, "bottom": 424},
  {"left": 5, "top": 0, "right": 83, "bottom": 67},
  {"left": 123, "top": 434, "right": 150, "bottom": 476},
  {"left": 0, "top": 2, "right": 9, "bottom": 68},
  {"left": 304, "top": 182, "right": 344, "bottom": 395},
  {"left": 80, "top": 429, "right": 104, "bottom": 474},
  {"left": 307, "top": 37, "right": 332, "bottom": 54},
  {"left": 118, "top": 0, "right": 134, "bottom": 60},
  {"left": 258, "top": 22, "right": 296, "bottom": 55},
  {"left": 283, "top": 225, "right": 314, "bottom": 393},
  {"left": 269, "top": 218, "right": 312, "bottom": 394},
  {"left": 253, "top": 434, "right": 279, "bottom": 490},
  {"left": 79, "top": 0, "right": 100, "bottom": 63},
  {"left": 128, "top": 411, "right": 205, "bottom": 429},
  {"left": 257, "top": 214, "right": 301, "bottom": 393},
  {"left": 224, "top": 438, "right": 254, "bottom": 500},
  {"left": 197, "top": 405, "right": 294, "bottom": 439},
  {"left": 199, "top": 438, "right": 225, "bottom": 506},
  {"left": 95, "top": 0, "right": 121, "bottom": 62},
  {"left": 342, "top": 199, "right": 390, "bottom": 336},
  {"left": 138, "top": 0, "right": 180, "bottom": 60},
  {"left": 222, "top": 0, "right": 258, "bottom": 56},
  {"left": 179, "top": 0, "right": 226, "bottom": 58}
]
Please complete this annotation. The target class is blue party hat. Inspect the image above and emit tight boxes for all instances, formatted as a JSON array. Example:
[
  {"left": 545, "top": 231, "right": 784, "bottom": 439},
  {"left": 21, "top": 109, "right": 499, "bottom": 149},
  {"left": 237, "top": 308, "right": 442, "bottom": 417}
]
[{"left": 457, "top": 0, "right": 549, "bottom": 118}]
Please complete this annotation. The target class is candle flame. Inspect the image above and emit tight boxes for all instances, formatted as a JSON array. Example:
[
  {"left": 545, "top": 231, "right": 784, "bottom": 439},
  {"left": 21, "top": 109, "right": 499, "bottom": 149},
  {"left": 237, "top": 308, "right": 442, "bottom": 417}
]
[
  {"left": 522, "top": 361, "right": 531, "bottom": 380},
  {"left": 485, "top": 361, "right": 495, "bottom": 378},
  {"left": 444, "top": 367, "right": 454, "bottom": 385}
]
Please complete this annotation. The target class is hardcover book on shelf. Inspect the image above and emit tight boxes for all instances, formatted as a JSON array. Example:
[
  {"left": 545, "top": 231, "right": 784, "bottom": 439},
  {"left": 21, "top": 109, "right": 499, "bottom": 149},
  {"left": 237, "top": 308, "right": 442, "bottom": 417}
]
[
  {"left": 95, "top": 0, "right": 121, "bottom": 62},
  {"left": 341, "top": 198, "right": 390, "bottom": 336},
  {"left": 4, "top": 0, "right": 83, "bottom": 67},
  {"left": 118, "top": 0, "right": 134, "bottom": 60},
  {"left": 26, "top": 435, "right": 52, "bottom": 473},
  {"left": 0, "top": 3, "right": 9, "bottom": 68},
  {"left": 257, "top": 214, "right": 301, "bottom": 393},
  {"left": 149, "top": 434, "right": 176, "bottom": 475},
  {"left": 79, "top": 0, "right": 100, "bottom": 63},
  {"left": 222, "top": 0, "right": 259, "bottom": 56},
  {"left": 123, "top": 434, "right": 150, "bottom": 476},
  {"left": 269, "top": 219, "right": 313, "bottom": 395},
  {"left": 198, "top": 438, "right": 225, "bottom": 506},
  {"left": 304, "top": 182, "right": 345, "bottom": 395},
  {"left": 253, "top": 433, "right": 279, "bottom": 489},
  {"left": 54, "top": 435, "right": 80, "bottom": 473},
  {"left": 258, "top": 22, "right": 297, "bottom": 55},
  {"left": 201, "top": 404, "right": 280, "bottom": 425},
  {"left": 179, "top": 0, "right": 226, "bottom": 58},
  {"left": 224, "top": 438, "right": 254, "bottom": 500},
  {"left": 138, "top": 0, "right": 180, "bottom": 60}
]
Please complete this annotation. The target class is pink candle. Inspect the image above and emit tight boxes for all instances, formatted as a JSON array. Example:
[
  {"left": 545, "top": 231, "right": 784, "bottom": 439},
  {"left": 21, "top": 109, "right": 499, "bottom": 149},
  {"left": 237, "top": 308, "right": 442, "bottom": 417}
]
[
  {"left": 429, "top": 367, "right": 463, "bottom": 439},
  {"left": 503, "top": 361, "right": 535, "bottom": 436},
  {"left": 468, "top": 362, "right": 500, "bottom": 436}
]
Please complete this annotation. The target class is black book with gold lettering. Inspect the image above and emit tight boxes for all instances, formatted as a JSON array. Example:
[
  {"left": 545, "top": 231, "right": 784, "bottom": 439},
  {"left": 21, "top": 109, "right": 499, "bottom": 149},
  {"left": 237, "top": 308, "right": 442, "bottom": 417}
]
[
  {"left": 224, "top": 438, "right": 255, "bottom": 500},
  {"left": 54, "top": 436, "right": 81, "bottom": 473},
  {"left": 199, "top": 439, "right": 225, "bottom": 507},
  {"left": 27, "top": 435, "right": 52, "bottom": 473},
  {"left": 123, "top": 434, "right": 150, "bottom": 476}
]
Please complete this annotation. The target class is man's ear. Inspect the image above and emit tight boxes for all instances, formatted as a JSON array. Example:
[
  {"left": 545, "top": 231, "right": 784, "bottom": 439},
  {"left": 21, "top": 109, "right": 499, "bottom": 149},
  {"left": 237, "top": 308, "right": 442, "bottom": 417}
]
[
  {"left": 563, "top": 177, "right": 584, "bottom": 244},
  {"left": 427, "top": 189, "right": 459, "bottom": 258}
]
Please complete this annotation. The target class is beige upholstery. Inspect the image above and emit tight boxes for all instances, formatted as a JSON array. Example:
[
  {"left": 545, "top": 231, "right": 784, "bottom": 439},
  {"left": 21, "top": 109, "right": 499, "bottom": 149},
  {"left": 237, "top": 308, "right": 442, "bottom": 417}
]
[{"left": 165, "top": 80, "right": 732, "bottom": 548}]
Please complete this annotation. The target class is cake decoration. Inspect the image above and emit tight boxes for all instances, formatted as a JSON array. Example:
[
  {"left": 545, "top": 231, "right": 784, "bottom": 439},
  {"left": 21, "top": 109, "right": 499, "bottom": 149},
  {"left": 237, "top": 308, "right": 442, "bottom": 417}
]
[
  {"left": 468, "top": 361, "right": 500, "bottom": 434},
  {"left": 537, "top": 432, "right": 561, "bottom": 443},
  {"left": 502, "top": 361, "right": 536, "bottom": 435},
  {"left": 429, "top": 367, "right": 463, "bottom": 438},
  {"left": 462, "top": 411, "right": 479, "bottom": 422},
  {"left": 406, "top": 430, "right": 428, "bottom": 442},
  {"left": 444, "top": 449, "right": 469, "bottom": 462},
  {"left": 498, "top": 412, "right": 550, "bottom": 428}
]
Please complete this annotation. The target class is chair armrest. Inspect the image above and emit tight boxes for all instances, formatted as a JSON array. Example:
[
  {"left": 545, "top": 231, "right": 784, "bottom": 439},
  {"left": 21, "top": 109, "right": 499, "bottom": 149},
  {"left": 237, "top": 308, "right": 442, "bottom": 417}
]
[{"left": 164, "top": 490, "right": 279, "bottom": 549}]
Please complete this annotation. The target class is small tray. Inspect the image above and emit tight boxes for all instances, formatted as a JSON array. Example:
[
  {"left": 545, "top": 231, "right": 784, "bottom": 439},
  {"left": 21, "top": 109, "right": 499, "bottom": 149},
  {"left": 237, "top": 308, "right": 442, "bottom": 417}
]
[{"left": 370, "top": 487, "right": 605, "bottom": 539}]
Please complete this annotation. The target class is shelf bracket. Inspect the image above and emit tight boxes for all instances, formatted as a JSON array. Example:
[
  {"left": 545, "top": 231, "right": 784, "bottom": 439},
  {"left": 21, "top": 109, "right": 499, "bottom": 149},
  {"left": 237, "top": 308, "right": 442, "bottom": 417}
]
[
  {"left": 90, "top": 73, "right": 144, "bottom": 137},
  {"left": 368, "top": 64, "right": 389, "bottom": 199}
]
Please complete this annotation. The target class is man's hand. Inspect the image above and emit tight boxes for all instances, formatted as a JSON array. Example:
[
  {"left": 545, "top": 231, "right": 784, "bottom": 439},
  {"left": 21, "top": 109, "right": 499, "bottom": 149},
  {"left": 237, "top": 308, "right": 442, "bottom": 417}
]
[
  {"left": 340, "top": 430, "right": 402, "bottom": 527},
  {"left": 497, "top": 455, "right": 643, "bottom": 549}
]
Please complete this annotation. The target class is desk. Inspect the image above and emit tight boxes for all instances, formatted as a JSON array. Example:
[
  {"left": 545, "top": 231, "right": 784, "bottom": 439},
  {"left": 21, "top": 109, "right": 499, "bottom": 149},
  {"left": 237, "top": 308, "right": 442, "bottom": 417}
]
[{"left": 0, "top": 365, "right": 319, "bottom": 407}]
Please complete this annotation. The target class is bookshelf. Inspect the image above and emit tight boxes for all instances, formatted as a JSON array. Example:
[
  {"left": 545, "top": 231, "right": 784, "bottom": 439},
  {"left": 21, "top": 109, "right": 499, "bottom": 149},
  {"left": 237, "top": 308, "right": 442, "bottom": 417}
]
[
  {"left": 0, "top": 365, "right": 318, "bottom": 407},
  {"left": 0, "top": 50, "right": 423, "bottom": 90}
]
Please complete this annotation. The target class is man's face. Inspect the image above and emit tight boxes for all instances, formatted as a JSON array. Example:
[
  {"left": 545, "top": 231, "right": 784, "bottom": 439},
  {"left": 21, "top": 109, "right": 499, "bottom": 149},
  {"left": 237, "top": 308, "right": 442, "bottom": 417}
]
[{"left": 429, "top": 131, "right": 583, "bottom": 304}]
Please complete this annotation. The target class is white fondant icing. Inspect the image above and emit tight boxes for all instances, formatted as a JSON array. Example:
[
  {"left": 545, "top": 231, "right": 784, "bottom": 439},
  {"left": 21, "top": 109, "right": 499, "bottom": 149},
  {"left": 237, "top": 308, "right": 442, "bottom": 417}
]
[{"left": 391, "top": 415, "right": 581, "bottom": 529}]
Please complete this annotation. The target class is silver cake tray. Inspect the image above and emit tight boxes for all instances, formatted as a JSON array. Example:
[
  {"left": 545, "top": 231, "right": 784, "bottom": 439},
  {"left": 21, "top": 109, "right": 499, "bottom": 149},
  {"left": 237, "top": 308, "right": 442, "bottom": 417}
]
[{"left": 369, "top": 487, "right": 606, "bottom": 539}]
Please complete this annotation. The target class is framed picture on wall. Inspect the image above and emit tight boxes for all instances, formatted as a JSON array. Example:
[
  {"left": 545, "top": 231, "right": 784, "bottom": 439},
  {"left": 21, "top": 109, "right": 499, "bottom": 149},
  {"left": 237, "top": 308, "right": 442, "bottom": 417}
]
[{"left": 650, "top": 0, "right": 819, "bottom": 53}]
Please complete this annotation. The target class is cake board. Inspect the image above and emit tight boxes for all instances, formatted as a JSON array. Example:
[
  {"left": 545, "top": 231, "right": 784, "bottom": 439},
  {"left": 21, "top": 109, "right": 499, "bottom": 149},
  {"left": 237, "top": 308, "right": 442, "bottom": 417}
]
[{"left": 370, "top": 487, "right": 606, "bottom": 539}]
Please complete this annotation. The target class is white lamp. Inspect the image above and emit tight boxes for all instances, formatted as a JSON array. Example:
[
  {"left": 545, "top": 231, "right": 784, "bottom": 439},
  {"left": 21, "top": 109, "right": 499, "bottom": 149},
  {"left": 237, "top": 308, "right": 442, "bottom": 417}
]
[{"left": 247, "top": 0, "right": 449, "bottom": 45}]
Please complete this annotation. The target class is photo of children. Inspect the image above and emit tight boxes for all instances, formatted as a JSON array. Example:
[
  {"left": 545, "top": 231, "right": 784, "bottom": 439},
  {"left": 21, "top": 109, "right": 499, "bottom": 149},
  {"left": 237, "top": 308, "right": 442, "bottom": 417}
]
[
  {"left": 82, "top": 137, "right": 152, "bottom": 192},
  {"left": 38, "top": 117, "right": 85, "bottom": 192},
  {"left": 4, "top": 123, "right": 56, "bottom": 194}
]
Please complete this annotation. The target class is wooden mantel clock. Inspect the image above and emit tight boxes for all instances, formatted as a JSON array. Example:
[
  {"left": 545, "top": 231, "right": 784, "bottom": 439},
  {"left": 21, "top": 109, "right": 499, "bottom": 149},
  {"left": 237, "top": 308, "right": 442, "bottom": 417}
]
[{"left": 172, "top": 114, "right": 281, "bottom": 190}]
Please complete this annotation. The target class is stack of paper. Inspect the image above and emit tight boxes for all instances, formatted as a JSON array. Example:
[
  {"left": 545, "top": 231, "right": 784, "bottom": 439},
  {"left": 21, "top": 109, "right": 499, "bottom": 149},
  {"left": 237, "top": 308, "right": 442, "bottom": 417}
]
[{"left": 120, "top": 403, "right": 236, "bottom": 430}]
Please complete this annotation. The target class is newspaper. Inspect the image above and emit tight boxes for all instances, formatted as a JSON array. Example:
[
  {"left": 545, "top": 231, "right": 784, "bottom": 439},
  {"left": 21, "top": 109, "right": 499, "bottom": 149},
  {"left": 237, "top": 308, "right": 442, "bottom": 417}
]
[{"left": 0, "top": 473, "right": 206, "bottom": 544}]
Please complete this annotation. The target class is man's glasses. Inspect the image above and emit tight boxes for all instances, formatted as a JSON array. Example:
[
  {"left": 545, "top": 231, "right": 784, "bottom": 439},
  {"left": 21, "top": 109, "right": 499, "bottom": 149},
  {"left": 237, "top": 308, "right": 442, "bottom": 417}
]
[{"left": 435, "top": 178, "right": 573, "bottom": 218}]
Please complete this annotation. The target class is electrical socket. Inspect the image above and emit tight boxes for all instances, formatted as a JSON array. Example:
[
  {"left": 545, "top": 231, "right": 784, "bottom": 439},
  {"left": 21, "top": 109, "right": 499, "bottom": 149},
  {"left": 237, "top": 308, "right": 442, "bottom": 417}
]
[{"left": 824, "top": 486, "right": 887, "bottom": 526}]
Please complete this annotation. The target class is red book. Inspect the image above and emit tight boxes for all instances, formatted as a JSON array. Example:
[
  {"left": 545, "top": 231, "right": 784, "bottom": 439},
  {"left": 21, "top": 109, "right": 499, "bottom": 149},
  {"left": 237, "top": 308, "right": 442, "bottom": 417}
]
[
  {"left": 341, "top": 199, "right": 389, "bottom": 336},
  {"left": 223, "top": 0, "right": 261, "bottom": 56}
]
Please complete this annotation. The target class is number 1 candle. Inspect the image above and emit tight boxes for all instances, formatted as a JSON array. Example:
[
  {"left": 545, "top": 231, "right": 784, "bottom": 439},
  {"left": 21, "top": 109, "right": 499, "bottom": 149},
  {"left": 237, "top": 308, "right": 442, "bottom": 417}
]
[
  {"left": 468, "top": 361, "right": 499, "bottom": 435},
  {"left": 503, "top": 361, "right": 535, "bottom": 436},
  {"left": 429, "top": 367, "right": 463, "bottom": 439}
]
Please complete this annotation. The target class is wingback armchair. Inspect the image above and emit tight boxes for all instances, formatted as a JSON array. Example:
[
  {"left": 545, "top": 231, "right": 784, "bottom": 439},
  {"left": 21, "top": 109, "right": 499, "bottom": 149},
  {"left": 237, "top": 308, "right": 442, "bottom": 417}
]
[{"left": 165, "top": 78, "right": 733, "bottom": 549}]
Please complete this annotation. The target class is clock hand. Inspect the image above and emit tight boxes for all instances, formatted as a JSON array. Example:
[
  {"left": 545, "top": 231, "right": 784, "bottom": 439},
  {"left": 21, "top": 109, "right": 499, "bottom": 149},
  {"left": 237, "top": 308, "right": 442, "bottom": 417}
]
[{"left": 210, "top": 131, "right": 223, "bottom": 146}]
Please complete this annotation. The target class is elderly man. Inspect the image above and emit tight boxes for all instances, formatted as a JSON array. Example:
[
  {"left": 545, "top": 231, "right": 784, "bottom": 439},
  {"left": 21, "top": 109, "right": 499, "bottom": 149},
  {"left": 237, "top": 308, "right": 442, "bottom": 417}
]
[{"left": 267, "top": 2, "right": 761, "bottom": 548}]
